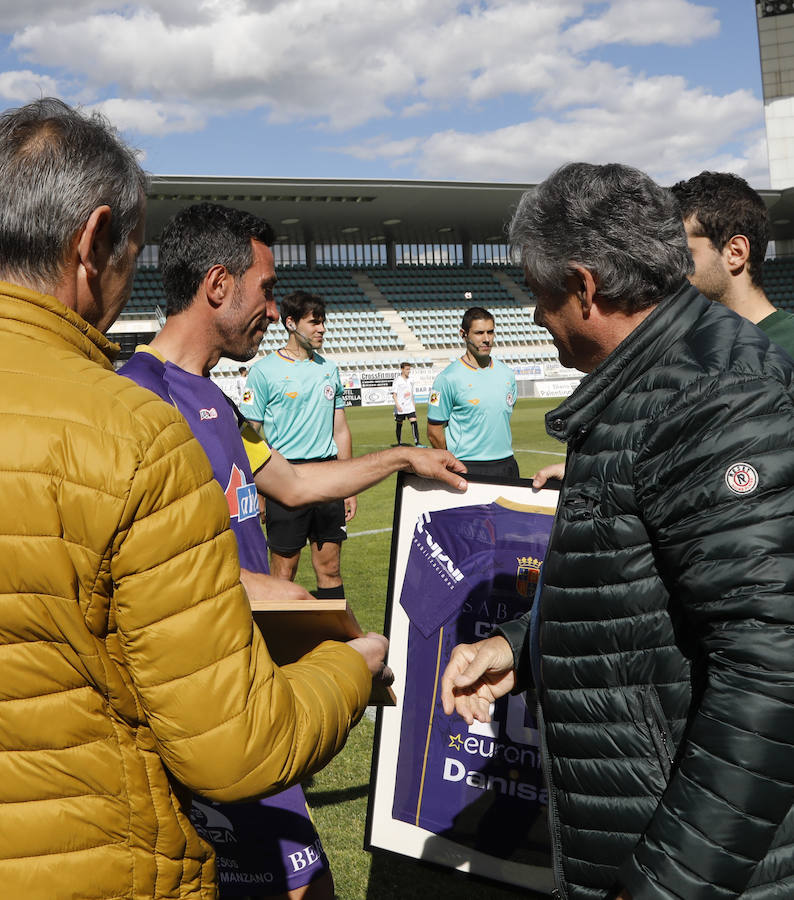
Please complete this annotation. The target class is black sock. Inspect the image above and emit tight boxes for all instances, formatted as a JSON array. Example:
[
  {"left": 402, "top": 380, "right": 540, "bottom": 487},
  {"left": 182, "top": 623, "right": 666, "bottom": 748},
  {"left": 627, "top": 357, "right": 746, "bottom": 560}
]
[
  {"left": 395, "top": 422, "right": 402, "bottom": 444},
  {"left": 313, "top": 585, "right": 346, "bottom": 600},
  {"left": 411, "top": 420, "right": 420, "bottom": 444}
]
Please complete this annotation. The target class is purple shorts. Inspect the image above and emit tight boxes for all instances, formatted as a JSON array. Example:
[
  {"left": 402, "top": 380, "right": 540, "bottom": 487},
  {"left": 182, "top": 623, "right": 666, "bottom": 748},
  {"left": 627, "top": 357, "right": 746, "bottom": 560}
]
[{"left": 190, "top": 784, "right": 329, "bottom": 897}]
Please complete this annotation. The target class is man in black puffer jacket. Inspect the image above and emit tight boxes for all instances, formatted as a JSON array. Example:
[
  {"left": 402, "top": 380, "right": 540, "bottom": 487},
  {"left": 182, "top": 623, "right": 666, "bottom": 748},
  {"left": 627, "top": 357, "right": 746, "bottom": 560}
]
[{"left": 441, "top": 162, "right": 794, "bottom": 900}]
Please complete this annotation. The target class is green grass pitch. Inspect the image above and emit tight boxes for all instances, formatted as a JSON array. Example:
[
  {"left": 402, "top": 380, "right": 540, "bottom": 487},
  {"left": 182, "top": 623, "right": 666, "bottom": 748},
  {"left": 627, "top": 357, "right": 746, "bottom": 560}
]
[{"left": 290, "top": 398, "right": 563, "bottom": 899}]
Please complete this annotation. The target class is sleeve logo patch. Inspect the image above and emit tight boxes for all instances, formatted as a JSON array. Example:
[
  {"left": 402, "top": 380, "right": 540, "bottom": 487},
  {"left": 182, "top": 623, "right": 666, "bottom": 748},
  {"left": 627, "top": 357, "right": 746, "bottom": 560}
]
[
  {"left": 242, "top": 388, "right": 254, "bottom": 405},
  {"left": 725, "top": 462, "right": 759, "bottom": 495},
  {"left": 506, "top": 391, "right": 515, "bottom": 407},
  {"left": 429, "top": 390, "right": 440, "bottom": 406},
  {"left": 323, "top": 384, "right": 335, "bottom": 401}
]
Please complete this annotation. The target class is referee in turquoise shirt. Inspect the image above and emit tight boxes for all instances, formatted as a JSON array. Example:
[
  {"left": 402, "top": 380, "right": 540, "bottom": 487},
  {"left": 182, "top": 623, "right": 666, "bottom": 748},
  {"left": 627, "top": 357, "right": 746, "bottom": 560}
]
[
  {"left": 241, "top": 291, "right": 354, "bottom": 600},
  {"left": 427, "top": 306, "right": 518, "bottom": 479}
]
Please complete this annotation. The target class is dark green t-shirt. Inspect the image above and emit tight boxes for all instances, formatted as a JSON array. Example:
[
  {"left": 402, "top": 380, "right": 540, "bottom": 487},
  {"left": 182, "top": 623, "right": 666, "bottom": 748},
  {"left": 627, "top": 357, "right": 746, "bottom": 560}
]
[{"left": 758, "top": 308, "right": 794, "bottom": 360}]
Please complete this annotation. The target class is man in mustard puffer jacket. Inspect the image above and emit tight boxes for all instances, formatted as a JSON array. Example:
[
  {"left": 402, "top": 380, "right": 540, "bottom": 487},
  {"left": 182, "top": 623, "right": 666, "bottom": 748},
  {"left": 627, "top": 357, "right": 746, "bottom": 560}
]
[{"left": 0, "top": 98, "right": 388, "bottom": 900}]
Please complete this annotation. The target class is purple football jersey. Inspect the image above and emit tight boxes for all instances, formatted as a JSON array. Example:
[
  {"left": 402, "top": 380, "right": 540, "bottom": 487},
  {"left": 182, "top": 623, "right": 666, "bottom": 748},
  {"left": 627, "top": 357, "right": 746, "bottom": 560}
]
[
  {"left": 120, "top": 351, "right": 268, "bottom": 572},
  {"left": 393, "top": 501, "right": 553, "bottom": 866}
]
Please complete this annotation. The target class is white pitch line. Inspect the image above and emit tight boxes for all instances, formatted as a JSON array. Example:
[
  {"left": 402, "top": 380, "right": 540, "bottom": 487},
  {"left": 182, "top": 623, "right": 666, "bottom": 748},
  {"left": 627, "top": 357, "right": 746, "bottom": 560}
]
[
  {"left": 347, "top": 526, "right": 393, "bottom": 538},
  {"left": 514, "top": 448, "right": 566, "bottom": 457}
]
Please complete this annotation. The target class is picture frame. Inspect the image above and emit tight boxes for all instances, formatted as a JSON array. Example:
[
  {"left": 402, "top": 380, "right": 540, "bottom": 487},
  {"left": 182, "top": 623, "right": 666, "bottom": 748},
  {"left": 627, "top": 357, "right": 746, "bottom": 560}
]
[
  {"left": 365, "top": 471, "right": 560, "bottom": 892},
  {"left": 252, "top": 600, "right": 396, "bottom": 706}
]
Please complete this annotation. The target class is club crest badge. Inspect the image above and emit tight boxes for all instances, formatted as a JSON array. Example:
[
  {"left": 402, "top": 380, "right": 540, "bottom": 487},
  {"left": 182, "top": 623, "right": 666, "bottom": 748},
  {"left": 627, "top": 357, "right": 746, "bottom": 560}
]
[
  {"left": 516, "top": 556, "right": 542, "bottom": 597},
  {"left": 725, "top": 462, "right": 758, "bottom": 496}
]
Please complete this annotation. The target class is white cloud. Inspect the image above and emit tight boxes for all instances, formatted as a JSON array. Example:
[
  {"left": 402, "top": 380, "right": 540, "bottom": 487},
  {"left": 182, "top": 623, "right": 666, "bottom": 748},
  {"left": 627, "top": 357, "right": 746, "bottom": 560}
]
[
  {"left": 88, "top": 98, "right": 206, "bottom": 136},
  {"left": 0, "top": 69, "right": 58, "bottom": 101},
  {"left": 0, "top": 0, "right": 765, "bottom": 182},
  {"left": 691, "top": 129, "right": 771, "bottom": 188},
  {"left": 563, "top": 0, "right": 720, "bottom": 50},
  {"left": 401, "top": 102, "right": 432, "bottom": 118},
  {"left": 347, "top": 83, "right": 763, "bottom": 186},
  {"left": 7, "top": 0, "right": 726, "bottom": 132},
  {"left": 340, "top": 135, "right": 421, "bottom": 162}
]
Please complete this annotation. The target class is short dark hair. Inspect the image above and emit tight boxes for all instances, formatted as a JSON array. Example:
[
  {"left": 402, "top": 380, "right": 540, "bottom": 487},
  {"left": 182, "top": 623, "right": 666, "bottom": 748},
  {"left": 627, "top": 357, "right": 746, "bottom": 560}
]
[
  {"left": 670, "top": 171, "right": 769, "bottom": 290},
  {"left": 461, "top": 306, "right": 494, "bottom": 332},
  {"left": 159, "top": 202, "right": 275, "bottom": 316},
  {"left": 280, "top": 290, "right": 326, "bottom": 327},
  {"left": 510, "top": 162, "right": 692, "bottom": 314},
  {"left": 0, "top": 97, "right": 147, "bottom": 288}
]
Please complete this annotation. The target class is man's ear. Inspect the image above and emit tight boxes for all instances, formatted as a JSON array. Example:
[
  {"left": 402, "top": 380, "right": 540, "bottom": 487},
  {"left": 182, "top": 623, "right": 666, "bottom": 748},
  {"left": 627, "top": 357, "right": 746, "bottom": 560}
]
[
  {"left": 76, "top": 205, "right": 112, "bottom": 280},
  {"left": 570, "top": 264, "right": 597, "bottom": 317},
  {"left": 723, "top": 234, "right": 750, "bottom": 274},
  {"left": 205, "top": 263, "right": 230, "bottom": 307}
]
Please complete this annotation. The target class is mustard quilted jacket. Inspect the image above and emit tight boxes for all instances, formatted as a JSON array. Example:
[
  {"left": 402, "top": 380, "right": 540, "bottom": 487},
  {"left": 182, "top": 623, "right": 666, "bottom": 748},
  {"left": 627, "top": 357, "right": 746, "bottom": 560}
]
[{"left": 0, "top": 283, "right": 372, "bottom": 899}]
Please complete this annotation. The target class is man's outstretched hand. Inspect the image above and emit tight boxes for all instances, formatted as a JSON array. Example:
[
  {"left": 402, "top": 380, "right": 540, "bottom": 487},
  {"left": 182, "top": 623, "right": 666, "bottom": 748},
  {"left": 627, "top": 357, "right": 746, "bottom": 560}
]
[
  {"left": 532, "top": 462, "right": 565, "bottom": 489},
  {"left": 347, "top": 631, "right": 391, "bottom": 680},
  {"left": 403, "top": 447, "right": 468, "bottom": 491},
  {"left": 440, "top": 635, "right": 516, "bottom": 725}
]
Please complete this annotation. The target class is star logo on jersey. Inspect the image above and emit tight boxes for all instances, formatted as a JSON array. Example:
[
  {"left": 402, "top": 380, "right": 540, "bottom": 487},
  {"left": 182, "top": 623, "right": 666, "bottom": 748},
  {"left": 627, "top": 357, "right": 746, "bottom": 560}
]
[
  {"left": 223, "top": 463, "right": 258, "bottom": 522},
  {"left": 448, "top": 733, "right": 463, "bottom": 750},
  {"left": 199, "top": 407, "right": 218, "bottom": 420}
]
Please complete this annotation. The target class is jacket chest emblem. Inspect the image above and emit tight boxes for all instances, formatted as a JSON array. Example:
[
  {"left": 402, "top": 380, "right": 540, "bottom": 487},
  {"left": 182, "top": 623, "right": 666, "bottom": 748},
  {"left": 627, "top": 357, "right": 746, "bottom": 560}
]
[{"left": 725, "top": 462, "right": 759, "bottom": 495}]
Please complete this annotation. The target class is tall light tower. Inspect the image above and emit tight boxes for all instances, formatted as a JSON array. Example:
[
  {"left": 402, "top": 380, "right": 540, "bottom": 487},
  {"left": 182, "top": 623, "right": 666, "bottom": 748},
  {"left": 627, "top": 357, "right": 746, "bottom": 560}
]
[{"left": 758, "top": 1, "right": 794, "bottom": 252}]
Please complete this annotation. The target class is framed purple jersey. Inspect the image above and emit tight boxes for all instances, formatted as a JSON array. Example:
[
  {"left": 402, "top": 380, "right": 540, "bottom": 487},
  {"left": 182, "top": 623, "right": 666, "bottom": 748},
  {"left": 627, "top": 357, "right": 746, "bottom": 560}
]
[{"left": 366, "top": 474, "right": 560, "bottom": 893}]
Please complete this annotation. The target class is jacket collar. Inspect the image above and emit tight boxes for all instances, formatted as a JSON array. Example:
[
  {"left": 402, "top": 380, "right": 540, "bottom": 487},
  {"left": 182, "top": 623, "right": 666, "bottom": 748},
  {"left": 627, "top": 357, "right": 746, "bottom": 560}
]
[
  {"left": 546, "top": 281, "right": 708, "bottom": 442},
  {"left": 0, "top": 280, "right": 119, "bottom": 368}
]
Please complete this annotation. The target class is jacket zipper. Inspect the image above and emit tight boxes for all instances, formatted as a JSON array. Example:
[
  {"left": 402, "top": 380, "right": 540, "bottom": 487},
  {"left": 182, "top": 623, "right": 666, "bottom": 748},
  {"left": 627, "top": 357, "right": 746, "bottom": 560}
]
[
  {"left": 537, "top": 701, "right": 568, "bottom": 899},
  {"left": 538, "top": 461, "right": 570, "bottom": 899},
  {"left": 642, "top": 686, "right": 673, "bottom": 779}
]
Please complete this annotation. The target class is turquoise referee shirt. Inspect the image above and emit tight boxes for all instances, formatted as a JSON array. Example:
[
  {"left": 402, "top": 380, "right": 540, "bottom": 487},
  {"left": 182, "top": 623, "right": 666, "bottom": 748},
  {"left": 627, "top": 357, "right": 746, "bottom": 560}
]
[
  {"left": 240, "top": 350, "right": 344, "bottom": 460},
  {"left": 427, "top": 356, "right": 516, "bottom": 461}
]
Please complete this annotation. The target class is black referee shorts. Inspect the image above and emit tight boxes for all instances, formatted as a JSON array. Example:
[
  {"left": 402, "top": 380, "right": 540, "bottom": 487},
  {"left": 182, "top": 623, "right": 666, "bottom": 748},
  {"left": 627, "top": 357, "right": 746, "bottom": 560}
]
[
  {"left": 458, "top": 455, "right": 520, "bottom": 480},
  {"left": 265, "top": 457, "right": 347, "bottom": 554}
]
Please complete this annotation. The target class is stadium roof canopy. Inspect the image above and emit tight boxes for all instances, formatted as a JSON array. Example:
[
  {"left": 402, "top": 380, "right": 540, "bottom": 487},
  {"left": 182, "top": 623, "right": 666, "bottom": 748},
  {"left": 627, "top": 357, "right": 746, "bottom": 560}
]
[
  {"left": 146, "top": 176, "right": 532, "bottom": 247},
  {"left": 145, "top": 176, "right": 794, "bottom": 248}
]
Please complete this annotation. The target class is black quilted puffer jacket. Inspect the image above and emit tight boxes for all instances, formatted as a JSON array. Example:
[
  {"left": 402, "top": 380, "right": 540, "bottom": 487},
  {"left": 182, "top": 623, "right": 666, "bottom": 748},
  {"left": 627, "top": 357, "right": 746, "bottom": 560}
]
[{"left": 500, "top": 283, "right": 794, "bottom": 900}]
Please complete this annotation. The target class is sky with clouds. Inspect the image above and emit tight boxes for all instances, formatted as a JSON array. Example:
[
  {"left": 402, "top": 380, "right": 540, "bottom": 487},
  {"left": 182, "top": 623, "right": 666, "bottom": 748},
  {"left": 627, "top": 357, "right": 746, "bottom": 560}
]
[{"left": 0, "top": 0, "right": 770, "bottom": 187}]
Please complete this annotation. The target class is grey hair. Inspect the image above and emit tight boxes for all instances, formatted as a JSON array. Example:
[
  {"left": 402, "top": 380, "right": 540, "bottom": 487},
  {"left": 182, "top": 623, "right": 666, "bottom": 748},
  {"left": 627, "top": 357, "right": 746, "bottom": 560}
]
[
  {"left": 509, "top": 162, "right": 693, "bottom": 312},
  {"left": 0, "top": 97, "right": 148, "bottom": 287}
]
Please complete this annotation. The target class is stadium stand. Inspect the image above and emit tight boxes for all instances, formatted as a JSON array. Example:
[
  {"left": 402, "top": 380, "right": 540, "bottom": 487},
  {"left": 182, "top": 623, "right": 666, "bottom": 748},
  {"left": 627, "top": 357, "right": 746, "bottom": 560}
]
[
  {"left": 763, "top": 257, "right": 794, "bottom": 312},
  {"left": 107, "top": 176, "right": 794, "bottom": 401},
  {"left": 117, "top": 257, "right": 794, "bottom": 373}
]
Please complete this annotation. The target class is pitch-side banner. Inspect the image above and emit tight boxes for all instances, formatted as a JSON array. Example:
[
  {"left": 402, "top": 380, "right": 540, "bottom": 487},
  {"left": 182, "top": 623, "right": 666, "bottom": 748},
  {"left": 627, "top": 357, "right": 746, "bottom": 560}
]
[{"left": 366, "top": 473, "right": 559, "bottom": 893}]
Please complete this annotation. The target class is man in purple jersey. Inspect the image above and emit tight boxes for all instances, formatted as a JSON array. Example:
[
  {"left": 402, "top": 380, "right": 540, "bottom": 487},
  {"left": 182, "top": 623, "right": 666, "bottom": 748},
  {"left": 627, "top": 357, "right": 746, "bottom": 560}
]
[{"left": 120, "top": 202, "right": 467, "bottom": 900}]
